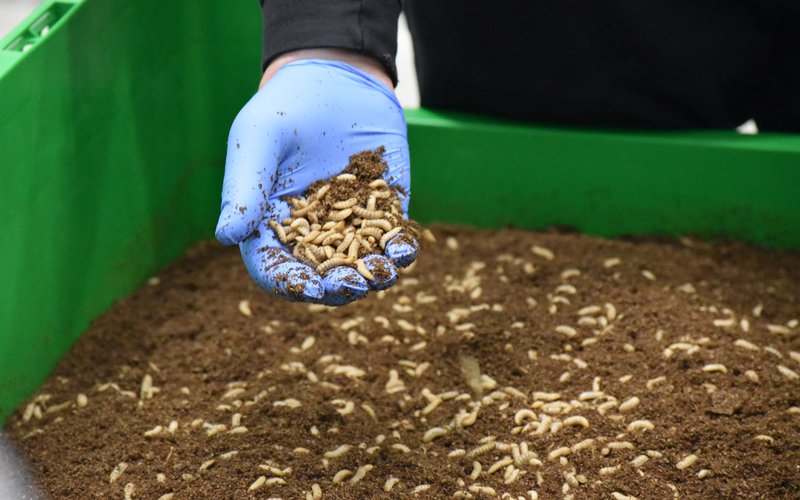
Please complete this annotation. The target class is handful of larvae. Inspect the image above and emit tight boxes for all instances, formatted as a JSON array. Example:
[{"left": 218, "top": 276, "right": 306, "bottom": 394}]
[{"left": 268, "top": 148, "right": 415, "bottom": 282}]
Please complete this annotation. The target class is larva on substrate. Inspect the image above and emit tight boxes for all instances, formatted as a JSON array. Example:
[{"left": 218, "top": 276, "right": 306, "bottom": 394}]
[
  {"left": 349, "top": 464, "right": 374, "bottom": 484},
  {"left": 324, "top": 445, "right": 351, "bottom": 459},
  {"left": 384, "top": 477, "right": 400, "bottom": 492},
  {"left": 328, "top": 208, "right": 353, "bottom": 222},
  {"left": 352, "top": 206, "right": 385, "bottom": 219},
  {"left": 362, "top": 219, "right": 393, "bottom": 231},
  {"left": 355, "top": 259, "right": 375, "bottom": 281},
  {"left": 316, "top": 257, "right": 354, "bottom": 275},
  {"left": 676, "top": 454, "right": 698, "bottom": 470},
  {"left": 332, "top": 197, "right": 358, "bottom": 209},
  {"left": 332, "top": 469, "right": 352, "bottom": 484},
  {"left": 269, "top": 220, "right": 288, "bottom": 243}
]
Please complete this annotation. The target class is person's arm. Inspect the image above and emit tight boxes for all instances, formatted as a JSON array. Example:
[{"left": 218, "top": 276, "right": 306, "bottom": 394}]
[
  {"left": 752, "top": 0, "right": 800, "bottom": 132},
  {"left": 215, "top": 2, "right": 414, "bottom": 306},
  {"left": 261, "top": 0, "right": 401, "bottom": 85}
]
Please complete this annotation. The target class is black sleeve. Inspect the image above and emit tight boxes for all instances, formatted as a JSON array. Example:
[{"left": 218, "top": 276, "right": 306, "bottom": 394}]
[
  {"left": 754, "top": 1, "right": 800, "bottom": 132},
  {"left": 261, "top": 0, "right": 402, "bottom": 85}
]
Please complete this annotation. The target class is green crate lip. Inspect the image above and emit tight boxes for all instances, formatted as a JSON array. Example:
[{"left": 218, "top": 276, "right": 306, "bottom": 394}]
[{"left": 405, "top": 108, "right": 800, "bottom": 154}]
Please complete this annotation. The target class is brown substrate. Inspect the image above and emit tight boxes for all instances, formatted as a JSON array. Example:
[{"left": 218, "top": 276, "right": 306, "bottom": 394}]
[{"left": 4, "top": 226, "right": 800, "bottom": 499}]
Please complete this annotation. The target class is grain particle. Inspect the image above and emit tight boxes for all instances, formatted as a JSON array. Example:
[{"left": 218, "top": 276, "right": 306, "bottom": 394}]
[
  {"left": 76, "top": 393, "right": 88, "bottom": 407},
  {"left": 642, "top": 270, "right": 656, "bottom": 280}
]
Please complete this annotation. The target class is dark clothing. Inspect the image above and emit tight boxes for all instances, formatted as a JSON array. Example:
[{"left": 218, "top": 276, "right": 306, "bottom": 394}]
[
  {"left": 261, "top": 1, "right": 800, "bottom": 131},
  {"left": 261, "top": 0, "right": 402, "bottom": 83}
]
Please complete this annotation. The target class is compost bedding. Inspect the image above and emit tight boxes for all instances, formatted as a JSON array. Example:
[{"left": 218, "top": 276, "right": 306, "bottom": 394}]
[{"left": 5, "top": 227, "right": 800, "bottom": 499}]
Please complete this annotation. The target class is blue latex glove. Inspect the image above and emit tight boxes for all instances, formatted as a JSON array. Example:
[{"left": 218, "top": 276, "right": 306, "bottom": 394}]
[{"left": 215, "top": 59, "right": 417, "bottom": 306}]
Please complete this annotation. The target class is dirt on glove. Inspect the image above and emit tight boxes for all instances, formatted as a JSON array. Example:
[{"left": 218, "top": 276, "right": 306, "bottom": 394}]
[
  {"left": 4, "top": 226, "right": 800, "bottom": 499},
  {"left": 269, "top": 147, "right": 422, "bottom": 287}
]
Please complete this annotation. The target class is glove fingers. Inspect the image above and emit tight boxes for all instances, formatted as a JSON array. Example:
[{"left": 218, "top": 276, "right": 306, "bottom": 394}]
[
  {"left": 361, "top": 254, "right": 398, "bottom": 291},
  {"left": 384, "top": 232, "right": 419, "bottom": 268},
  {"left": 216, "top": 100, "right": 284, "bottom": 246},
  {"left": 318, "top": 266, "right": 369, "bottom": 306},
  {"left": 240, "top": 215, "right": 324, "bottom": 302}
]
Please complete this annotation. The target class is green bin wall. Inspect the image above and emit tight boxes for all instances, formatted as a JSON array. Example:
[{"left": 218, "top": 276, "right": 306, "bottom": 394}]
[{"left": 2, "top": 0, "right": 799, "bottom": 423}]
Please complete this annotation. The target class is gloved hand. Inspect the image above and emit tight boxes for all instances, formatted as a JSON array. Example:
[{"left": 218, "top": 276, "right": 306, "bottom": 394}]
[{"left": 215, "top": 57, "right": 416, "bottom": 306}]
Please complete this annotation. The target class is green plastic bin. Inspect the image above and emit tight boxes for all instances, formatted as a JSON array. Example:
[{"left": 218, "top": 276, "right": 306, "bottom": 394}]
[{"left": 2, "top": 0, "right": 799, "bottom": 424}]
